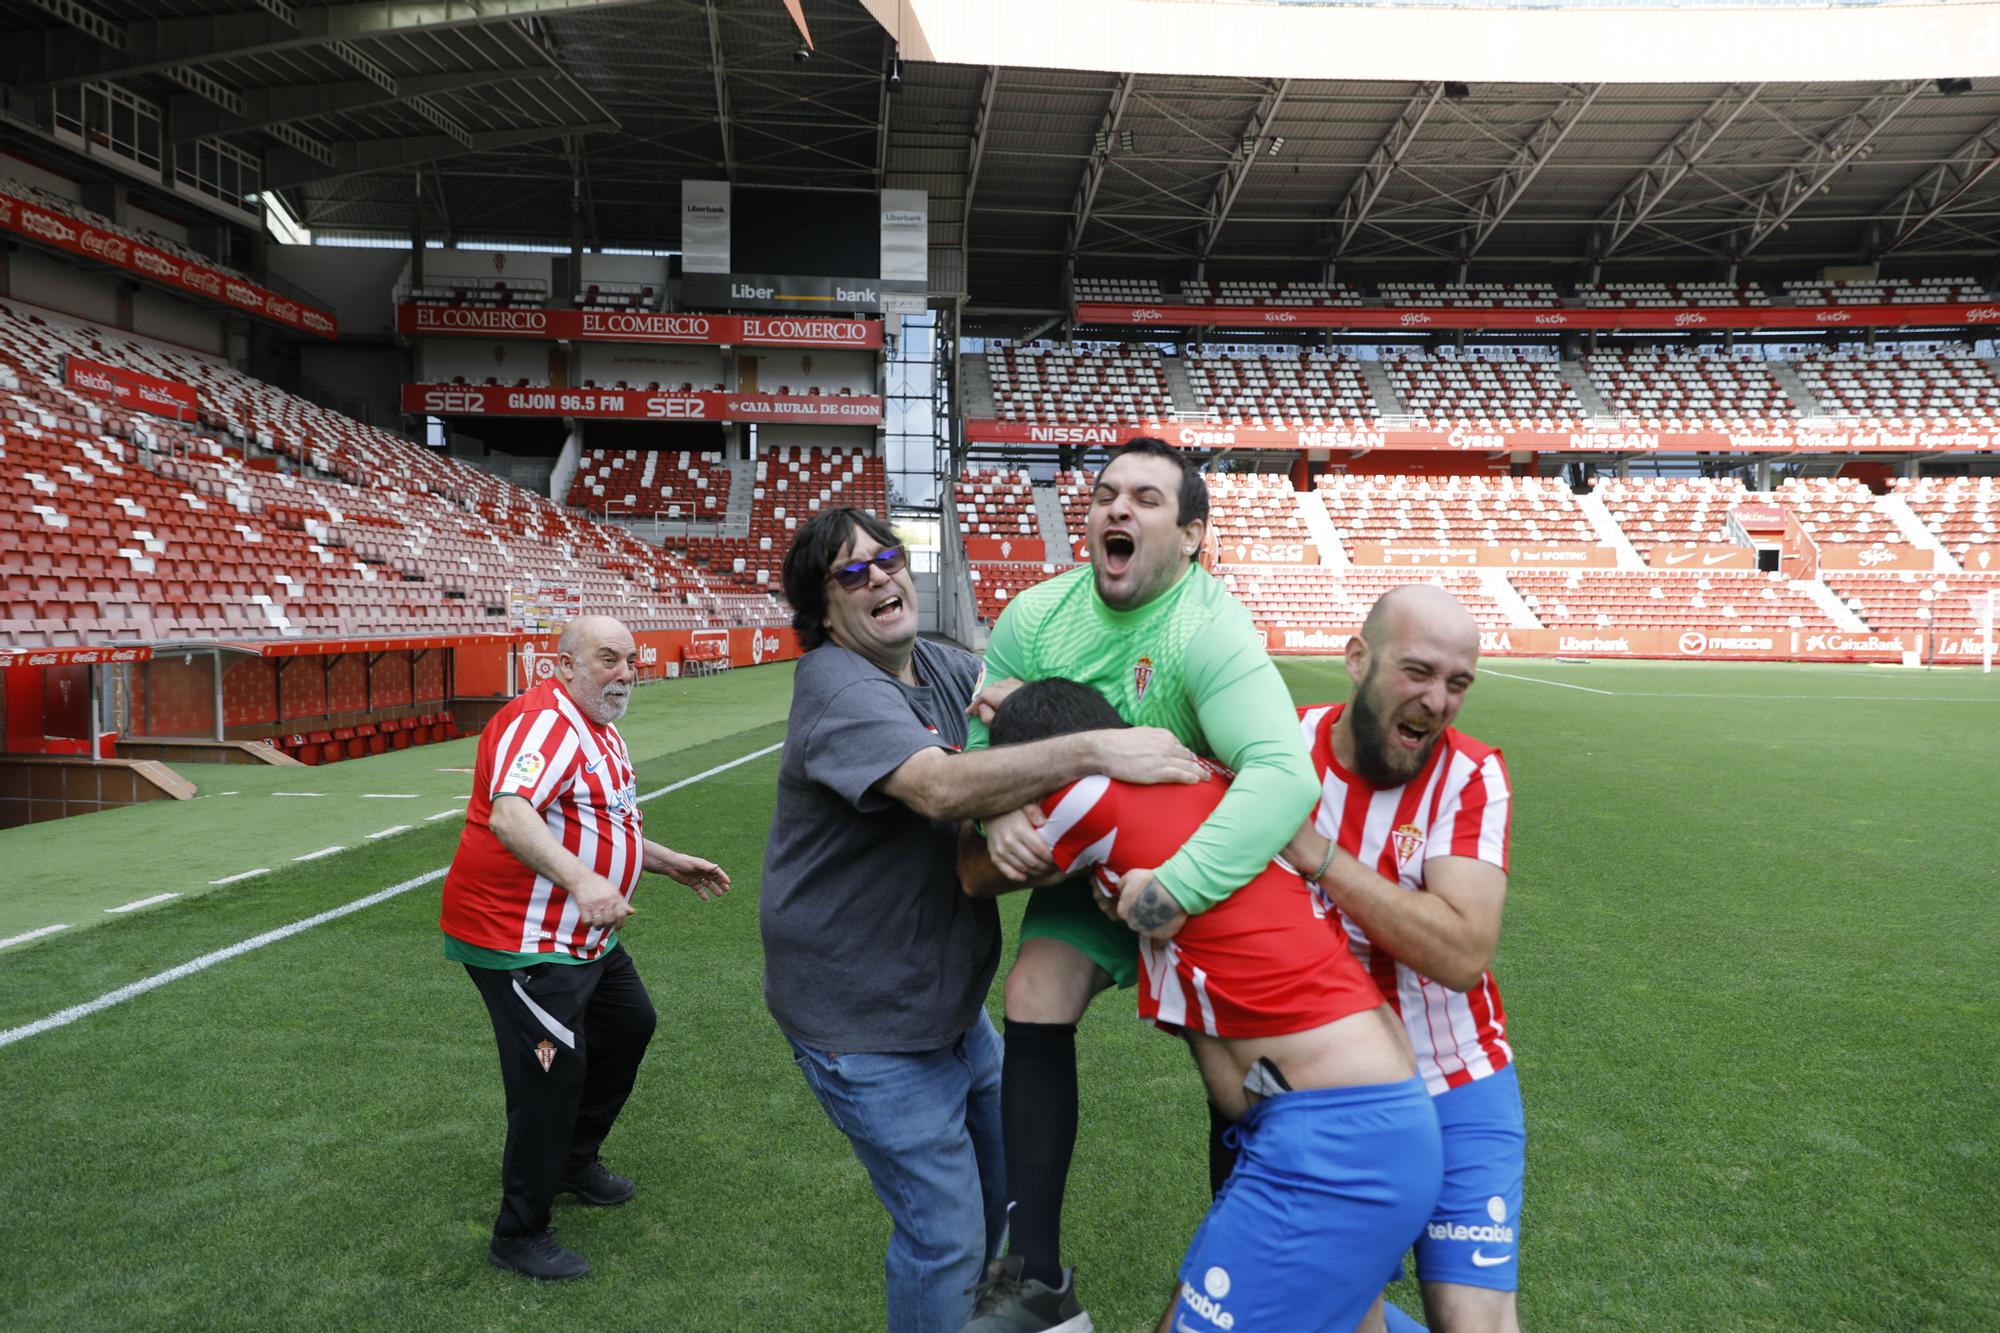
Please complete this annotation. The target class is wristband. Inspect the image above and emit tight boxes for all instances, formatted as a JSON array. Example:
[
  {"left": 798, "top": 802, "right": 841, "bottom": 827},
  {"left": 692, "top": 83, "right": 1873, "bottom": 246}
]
[{"left": 1309, "top": 840, "right": 1337, "bottom": 886}]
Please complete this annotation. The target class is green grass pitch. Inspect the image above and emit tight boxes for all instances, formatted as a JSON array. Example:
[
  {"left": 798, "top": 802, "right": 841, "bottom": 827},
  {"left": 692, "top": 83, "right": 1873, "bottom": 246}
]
[{"left": 0, "top": 657, "right": 1995, "bottom": 1330}]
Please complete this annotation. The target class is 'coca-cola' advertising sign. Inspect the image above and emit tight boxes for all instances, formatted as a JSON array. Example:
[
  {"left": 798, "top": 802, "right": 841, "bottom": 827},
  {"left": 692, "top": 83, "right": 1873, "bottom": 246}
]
[{"left": 0, "top": 190, "right": 337, "bottom": 338}]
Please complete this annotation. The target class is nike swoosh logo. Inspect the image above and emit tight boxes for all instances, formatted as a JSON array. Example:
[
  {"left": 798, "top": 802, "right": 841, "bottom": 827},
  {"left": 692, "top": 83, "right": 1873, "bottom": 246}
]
[
  {"left": 1664, "top": 551, "right": 1698, "bottom": 565},
  {"left": 1471, "top": 1249, "right": 1513, "bottom": 1268},
  {"left": 584, "top": 759, "right": 604, "bottom": 774},
  {"left": 1703, "top": 552, "right": 1737, "bottom": 564}
]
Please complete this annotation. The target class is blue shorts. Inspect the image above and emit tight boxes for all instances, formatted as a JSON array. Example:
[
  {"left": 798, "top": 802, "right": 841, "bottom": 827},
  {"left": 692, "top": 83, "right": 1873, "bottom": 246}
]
[
  {"left": 1174, "top": 1078, "right": 1441, "bottom": 1333},
  {"left": 1389, "top": 1063, "right": 1526, "bottom": 1293}
]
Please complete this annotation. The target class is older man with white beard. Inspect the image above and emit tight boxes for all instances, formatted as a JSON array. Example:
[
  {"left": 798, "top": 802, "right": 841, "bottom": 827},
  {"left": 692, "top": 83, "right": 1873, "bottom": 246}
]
[{"left": 442, "top": 614, "right": 731, "bottom": 1281}]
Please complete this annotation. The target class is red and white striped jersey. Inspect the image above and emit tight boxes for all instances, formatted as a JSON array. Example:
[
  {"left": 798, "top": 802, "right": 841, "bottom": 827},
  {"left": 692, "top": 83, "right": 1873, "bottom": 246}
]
[
  {"left": 1037, "top": 764, "right": 1383, "bottom": 1039},
  {"left": 1297, "top": 703, "right": 1513, "bottom": 1094},
  {"left": 442, "top": 678, "right": 643, "bottom": 961}
]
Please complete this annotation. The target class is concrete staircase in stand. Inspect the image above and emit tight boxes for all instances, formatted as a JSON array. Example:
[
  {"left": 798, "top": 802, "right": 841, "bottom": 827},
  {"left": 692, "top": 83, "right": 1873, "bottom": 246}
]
[
  {"left": 1764, "top": 361, "right": 1824, "bottom": 417},
  {"left": 1879, "top": 491, "right": 1960, "bottom": 571},
  {"left": 961, "top": 354, "right": 996, "bottom": 418},
  {"left": 1359, "top": 360, "right": 1405, "bottom": 415},
  {"left": 1162, "top": 354, "right": 1202, "bottom": 417},
  {"left": 1034, "top": 484, "right": 1076, "bottom": 565},
  {"left": 1575, "top": 490, "right": 1646, "bottom": 568},
  {"left": 1559, "top": 361, "right": 1612, "bottom": 417},
  {"left": 1293, "top": 489, "right": 1350, "bottom": 567},
  {"left": 1796, "top": 579, "right": 1870, "bottom": 631},
  {"left": 1478, "top": 569, "right": 1544, "bottom": 628}
]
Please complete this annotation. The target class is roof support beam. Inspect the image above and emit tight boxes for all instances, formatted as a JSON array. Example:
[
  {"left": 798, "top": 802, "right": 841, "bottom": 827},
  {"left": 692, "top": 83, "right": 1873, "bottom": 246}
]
[
  {"left": 1867, "top": 112, "right": 2000, "bottom": 257},
  {"left": 1066, "top": 73, "right": 1138, "bottom": 261},
  {"left": 1735, "top": 82, "right": 1922, "bottom": 259},
  {"left": 166, "top": 67, "right": 560, "bottom": 143},
  {"left": 961, "top": 65, "right": 998, "bottom": 257},
  {"left": 1198, "top": 79, "right": 1289, "bottom": 265},
  {"left": 9, "top": 1, "right": 651, "bottom": 88},
  {"left": 1462, "top": 84, "right": 1604, "bottom": 260},
  {"left": 703, "top": 0, "right": 736, "bottom": 183},
  {"left": 1591, "top": 84, "right": 1763, "bottom": 263},
  {"left": 263, "top": 118, "right": 619, "bottom": 188},
  {"left": 1333, "top": 83, "right": 1442, "bottom": 259}
]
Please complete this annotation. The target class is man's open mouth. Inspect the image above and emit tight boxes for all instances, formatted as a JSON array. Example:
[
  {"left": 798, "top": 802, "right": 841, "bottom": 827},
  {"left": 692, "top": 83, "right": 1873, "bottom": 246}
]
[
  {"left": 1101, "top": 530, "right": 1136, "bottom": 575},
  {"left": 870, "top": 595, "right": 904, "bottom": 621},
  {"left": 1394, "top": 718, "right": 1434, "bottom": 749}
]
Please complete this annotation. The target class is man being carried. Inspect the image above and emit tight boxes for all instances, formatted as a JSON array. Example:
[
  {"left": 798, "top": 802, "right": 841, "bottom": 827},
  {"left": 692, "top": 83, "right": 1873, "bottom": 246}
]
[
  {"left": 1284, "top": 585, "right": 1521, "bottom": 1333},
  {"left": 960, "top": 439, "right": 1320, "bottom": 1330},
  {"left": 977, "top": 678, "right": 1442, "bottom": 1333}
]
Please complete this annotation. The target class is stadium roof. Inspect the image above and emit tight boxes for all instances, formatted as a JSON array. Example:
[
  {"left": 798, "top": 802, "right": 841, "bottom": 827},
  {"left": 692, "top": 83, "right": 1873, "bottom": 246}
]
[{"left": 6, "top": 0, "right": 1999, "bottom": 327}]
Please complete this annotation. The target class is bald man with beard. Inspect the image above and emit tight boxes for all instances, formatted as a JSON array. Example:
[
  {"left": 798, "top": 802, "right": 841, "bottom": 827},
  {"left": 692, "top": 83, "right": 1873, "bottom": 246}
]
[
  {"left": 1283, "top": 586, "right": 1523, "bottom": 1333},
  {"left": 442, "top": 615, "right": 731, "bottom": 1281}
]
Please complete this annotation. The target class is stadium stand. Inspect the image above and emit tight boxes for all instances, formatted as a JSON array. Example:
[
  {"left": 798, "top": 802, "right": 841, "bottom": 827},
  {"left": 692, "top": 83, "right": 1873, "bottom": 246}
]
[
  {"left": 1775, "top": 476, "right": 1900, "bottom": 545},
  {"left": 967, "top": 560, "right": 1062, "bottom": 623},
  {"left": 1508, "top": 569, "right": 1834, "bottom": 630},
  {"left": 1186, "top": 351, "right": 1375, "bottom": 425},
  {"left": 1782, "top": 276, "right": 1986, "bottom": 305},
  {"left": 683, "top": 446, "right": 887, "bottom": 592},
  {"left": 1820, "top": 571, "right": 2000, "bottom": 632},
  {"left": 1586, "top": 351, "right": 1798, "bottom": 427},
  {"left": 1217, "top": 566, "right": 1511, "bottom": 627},
  {"left": 1053, "top": 469, "right": 1096, "bottom": 547},
  {"left": 1313, "top": 474, "right": 1597, "bottom": 549},
  {"left": 1178, "top": 278, "right": 1366, "bottom": 307},
  {"left": 1592, "top": 475, "right": 1751, "bottom": 557},
  {"left": 567, "top": 448, "right": 732, "bottom": 519},
  {"left": 1377, "top": 281, "right": 1563, "bottom": 308},
  {"left": 955, "top": 467, "right": 1040, "bottom": 540},
  {"left": 1384, "top": 353, "right": 1584, "bottom": 429},
  {"left": 2, "top": 177, "right": 265, "bottom": 293},
  {"left": 1205, "top": 474, "right": 1312, "bottom": 552},
  {"left": 1894, "top": 476, "right": 2000, "bottom": 566},
  {"left": 1576, "top": 281, "right": 1771, "bottom": 308},
  {"left": 1791, "top": 349, "right": 2000, "bottom": 423},
  {"left": 985, "top": 344, "right": 1174, "bottom": 423}
]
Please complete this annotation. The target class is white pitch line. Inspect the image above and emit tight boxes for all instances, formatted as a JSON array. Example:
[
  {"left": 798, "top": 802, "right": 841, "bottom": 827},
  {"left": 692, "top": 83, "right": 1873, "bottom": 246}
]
[
  {"left": 292, "top": 846, "right": 345, "bottom": 862},
  {"left": 106, "top": 893, "right": 179, "bottom": 914},
  {"left": 425, "top": 809, "right": 462, "bottom": 821},
  {"left": 366, "top": 825, "right": 411, "bottom": 840},
  {"left": 209, "top": 868, "right": 270, "bottom": 885},
  {"left": 1481, "top": 668, "right": 1616, "bottom": 695},
  {"left": 0, "top": 736, "right": 786, "bottom": 1050},
  {"left": 361, "top": 793, "right": 419, "bottom": 799},
  {"left": 0, "top": 923, "right": 70, "bottom": 950},
  {"left": 272, "top": 792, "right": 324, "bottom": 798},
  {"left": 1621, "top": 691, "right": 2000, "bottom": 704}
]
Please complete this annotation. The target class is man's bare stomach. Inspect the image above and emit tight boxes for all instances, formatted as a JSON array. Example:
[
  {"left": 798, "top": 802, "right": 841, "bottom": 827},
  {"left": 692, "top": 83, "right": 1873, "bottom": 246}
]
[{"left": 1189, "top": 1004, "right": 1415, "bottom": 1120}]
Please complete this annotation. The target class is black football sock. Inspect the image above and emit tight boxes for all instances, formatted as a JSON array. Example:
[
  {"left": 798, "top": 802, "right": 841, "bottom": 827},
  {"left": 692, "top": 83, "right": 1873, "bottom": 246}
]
[
  {"left": 1002, "top": 1018, "right": 1078, "bottom": 1288},
  {"left": 1208, "top": 1098, "right": 1239, "bottom": 1197}
]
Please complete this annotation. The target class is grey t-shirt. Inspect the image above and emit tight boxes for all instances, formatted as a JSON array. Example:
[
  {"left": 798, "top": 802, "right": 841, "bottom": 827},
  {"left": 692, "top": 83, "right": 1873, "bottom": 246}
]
[{"left": 759, "top": 637, "right": 1000, "bottom": 1053}]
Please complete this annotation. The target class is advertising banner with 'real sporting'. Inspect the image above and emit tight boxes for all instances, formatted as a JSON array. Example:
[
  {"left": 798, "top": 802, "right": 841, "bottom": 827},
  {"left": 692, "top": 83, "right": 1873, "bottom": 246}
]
[
  {"left": 0, "top": 190, "right": 337, "bottom": 338},
  {"left": 395, "top": 304, "right": 883, "bottom": 348},
  {"left": 403, "top": 383, "right": 884, "bottom": 423},
  {"left": 1648, "top": 543, "right": 1758, "bottom": 570},
  {"left": 1212, "top": 539, "right": 1320, "bottom": 564},
  {"left": 964, "top": 536, "right": 1047, "bottom": 562},
  {"left": 63, "top": 356, "right": 198, "bottom": 421},
  {"left": 1345, "top": 542, "right": 1616, "bottom": 568}
]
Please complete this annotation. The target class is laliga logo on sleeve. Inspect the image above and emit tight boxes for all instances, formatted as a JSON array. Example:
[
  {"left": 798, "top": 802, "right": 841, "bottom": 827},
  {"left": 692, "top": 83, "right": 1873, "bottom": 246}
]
[{"left": 509, "top": 752, "right": 545, "bottom": 784}]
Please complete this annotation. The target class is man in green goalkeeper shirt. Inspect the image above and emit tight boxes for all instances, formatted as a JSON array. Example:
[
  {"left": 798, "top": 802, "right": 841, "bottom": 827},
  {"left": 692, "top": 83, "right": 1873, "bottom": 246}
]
[{"left": 957, "top": 438, "right": 1320, "bottom": 1330}]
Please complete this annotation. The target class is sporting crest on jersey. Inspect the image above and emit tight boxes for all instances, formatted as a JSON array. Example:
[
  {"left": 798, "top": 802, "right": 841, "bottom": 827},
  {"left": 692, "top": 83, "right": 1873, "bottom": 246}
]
[
  {"left": 1133, "top": 655, "right": 1155, "bottom": 701},
  {"left": 1392, "top": 821, "right": 1425, "bottom": 869},
  {"left": 535, "top": 1039, "right": 557, "bottom": 1073}
]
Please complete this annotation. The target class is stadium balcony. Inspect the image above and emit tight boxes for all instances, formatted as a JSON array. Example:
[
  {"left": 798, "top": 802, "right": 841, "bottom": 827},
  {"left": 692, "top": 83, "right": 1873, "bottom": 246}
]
[
  {"left": 1175, "top": 278, "right": 1366, "bottom": 308},
  {"left": 575, "top": 282, "right": 660, "bottom": 311},
  {"left": 1894, "top": 476, "right": 2000, "bottom": 567},
  {"left": 1507, "top": 570, "right": 1834, "bottom": 631},
  {"left": 1384, "top": 354, "right": 1584, "bottom": 430},
  {"left": 0, "top": 177, "right": 268, "bottom": 296},
  {"left": 1186, "top": 351, "right": 1376, "bottom": 424},
  {"left": 1791, "top": 350, "right": 2000, "bottom": 424},
  {"left": 1586, "top": 351, "right": 1798, "bottom": 428},
  {"left": 955, "top": 467, "right": 1039, "bottom": 542},
  {"left": 1592, "top": 476, "right": 1750, "bottom": 557},
  {"left": 1782, "top": 276, "right": 1985, "bottom": 306},
  {"left": 1314, "top": 474, "right": 1596, "bottom": 549},
  {"left": 402, "top": 276, "right": 548, "bottom": 308},
  {"left": 568, "top": 448, "right": 732, "bottom": 520},
  {"left": 1820, "top": 571, "right": 2000, "bottom": 633},
  {"left": 985, "top": 344, "right": 1174, "bottom": 423},
  {"left": 1073, "top": 275, "right": 1168, "bottom": 304},
  {"left": 1376, "top": 281, "right": 1563, "bottom": 309},
  {"left": 1576, "top": 281, "right": 1771, "bottom": 309},
  {"left": 1775, "top": 476, "right": 1900, "bottom": 545}
]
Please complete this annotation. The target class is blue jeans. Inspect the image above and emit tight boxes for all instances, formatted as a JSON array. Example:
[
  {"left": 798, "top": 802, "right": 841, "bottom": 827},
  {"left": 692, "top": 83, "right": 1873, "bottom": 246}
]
[{"left": 789, "top": 1010, "right": 1007, "bottom": 1332}]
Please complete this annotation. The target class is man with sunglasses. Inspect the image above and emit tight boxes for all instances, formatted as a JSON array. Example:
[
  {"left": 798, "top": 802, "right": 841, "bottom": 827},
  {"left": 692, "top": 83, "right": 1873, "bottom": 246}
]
[{"left": 761, "top": 506, "right": 1206, "bottom": 1332}]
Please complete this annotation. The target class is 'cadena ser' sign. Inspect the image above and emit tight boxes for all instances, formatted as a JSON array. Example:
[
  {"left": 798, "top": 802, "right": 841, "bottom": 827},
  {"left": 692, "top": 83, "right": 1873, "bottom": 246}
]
[
  {"left": 395, "top": 305, "right": 883, "bottom": 349},
  {"left": 403, "top": 383, "right": 884, "bottom": 423}
]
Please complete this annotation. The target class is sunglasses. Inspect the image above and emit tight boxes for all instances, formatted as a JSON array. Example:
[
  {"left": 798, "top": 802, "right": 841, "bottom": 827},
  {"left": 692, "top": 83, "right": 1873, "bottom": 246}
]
[{"left": 827, "top": 545, "right": 908, "bottom": 590}]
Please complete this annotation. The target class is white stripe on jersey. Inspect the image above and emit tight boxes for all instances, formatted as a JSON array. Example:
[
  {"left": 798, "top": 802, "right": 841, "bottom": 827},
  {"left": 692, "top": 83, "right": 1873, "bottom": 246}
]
[
  {"left": 1189, "top": 963, "right": 1218, "bottom": 1037},
  {"left": 1040, "top": 774, "right": 1111, "bottom": 851},
  {"left": 519, "top": 800, "right": 564, "bottom": 952},
  {"left": 1146, "top": 940, "right": 1185, "bottom": 1029}
]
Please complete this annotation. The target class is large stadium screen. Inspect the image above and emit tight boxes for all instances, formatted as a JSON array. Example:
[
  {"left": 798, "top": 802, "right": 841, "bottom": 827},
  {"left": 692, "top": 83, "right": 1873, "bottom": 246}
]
[{"left": 681, "top": 181, "right": 926, "bottom": 314}]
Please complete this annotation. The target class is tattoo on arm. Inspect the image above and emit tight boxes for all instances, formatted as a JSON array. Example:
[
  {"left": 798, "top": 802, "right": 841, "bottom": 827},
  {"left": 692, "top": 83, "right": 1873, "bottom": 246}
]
[{"left": 1128, "top": 884, "right": 1179, "bottom": 932}]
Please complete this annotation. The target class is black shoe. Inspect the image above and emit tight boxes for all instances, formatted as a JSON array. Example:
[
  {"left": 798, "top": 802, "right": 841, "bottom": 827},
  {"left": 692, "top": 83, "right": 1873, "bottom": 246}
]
[
  {"left": 561, "top": 1159, "right": 636, "bottom": 1206},
  {"left": 487, "top": 1228, "right": 590, "bottom": 1281}
]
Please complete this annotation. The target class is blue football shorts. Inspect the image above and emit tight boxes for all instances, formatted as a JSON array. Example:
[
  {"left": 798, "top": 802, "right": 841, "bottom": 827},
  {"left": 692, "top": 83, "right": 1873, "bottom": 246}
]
[
  {"left": 1172, "top": 1077, "right": 1442, "bottom": 1333},
  {"left": 1387, "top": 1063, "right": 1526, "bottom": 1293}
]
